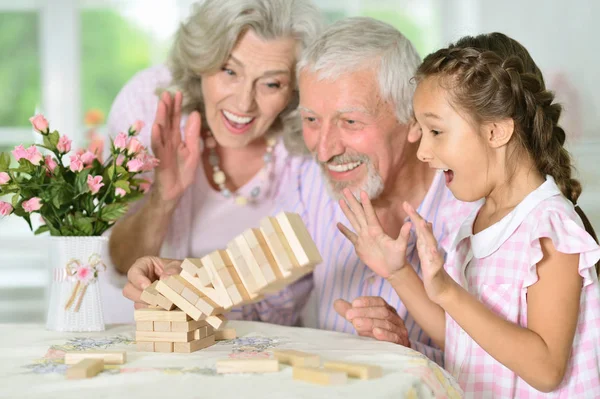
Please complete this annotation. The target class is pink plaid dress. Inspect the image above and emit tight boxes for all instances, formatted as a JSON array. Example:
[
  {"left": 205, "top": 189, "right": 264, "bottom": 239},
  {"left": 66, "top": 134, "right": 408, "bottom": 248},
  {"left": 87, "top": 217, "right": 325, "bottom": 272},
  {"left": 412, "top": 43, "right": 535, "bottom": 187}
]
[{"left": 440, "top": 176, "right": 600, "bottom": 398}]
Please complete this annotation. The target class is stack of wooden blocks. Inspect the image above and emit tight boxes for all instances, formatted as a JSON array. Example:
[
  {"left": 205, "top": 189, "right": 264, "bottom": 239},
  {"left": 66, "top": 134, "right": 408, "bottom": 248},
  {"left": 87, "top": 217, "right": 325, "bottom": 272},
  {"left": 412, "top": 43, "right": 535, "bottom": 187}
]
[{"left": 135, "top": 211, "right": 322, "bottom": 353}]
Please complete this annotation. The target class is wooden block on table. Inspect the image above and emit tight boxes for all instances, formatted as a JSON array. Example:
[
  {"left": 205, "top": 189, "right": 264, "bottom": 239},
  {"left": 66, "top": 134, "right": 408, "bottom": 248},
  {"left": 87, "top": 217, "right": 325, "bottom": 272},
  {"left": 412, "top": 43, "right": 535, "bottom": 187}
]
[
  {"left": 155, "top": 280, "right": 203, "bottom": 321},
  {"left": 274, "top": 212, "right": 322, "bottom": 267},
  {"left": 323, "top": 361, "right": 383, "bottom": 380},
  {"left": 260, "top": 217, "right": 296, "bottom": 274},
  {"left": 216, "top": 359, "right": 279, "bottom": 374},
  {"left": 136, "top": 330, "right": 195, "bottom": 343},
  {"left": 273, "top": 349, "right": 320, "bottom": 367},
  {"left": 293, "top": 366, "right": 347, "bottom": 385},
  {"left": 154, "top": 341, "right": 174, "bottom": 353},
  {"left": 64, "top": 351, "right": 126, "bottom": 365},
  {"left": 134, "top": 308, "right": 191, "bottom": 322},
  {"left": 171, "top": 319, "right": 208, "bottom": 332},
  {"left": 66, "top": 358, "right": 104, "bottom": 379},
  {"left": 136, "top": 320, "right": 154, "bottom": 332},
  {"left": 206, "top": 314, "right": 227, "bottom": 329},
  {"left": 215, "top": 328, "right": 236, "bottom": 341},
  {"left": 226, "top": 242, "right": 262, "bottom": 297},
  {"left": 153, "top": 321, "right": 171, "bottom": 332},
  {"left": 136, "top": 341, "right": 155, "bottom": 352},
  {"left": 174, "top": 334, "right": 216, "bottom": 353},
  {"left": 243, "top": 228, "right": 278, "bottom": 283}
]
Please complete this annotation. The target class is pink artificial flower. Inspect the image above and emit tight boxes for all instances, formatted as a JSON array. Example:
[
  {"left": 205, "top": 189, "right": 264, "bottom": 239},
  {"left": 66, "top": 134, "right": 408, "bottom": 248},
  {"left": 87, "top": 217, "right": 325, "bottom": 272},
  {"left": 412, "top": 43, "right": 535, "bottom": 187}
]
[
  {"left": 115, "top": 187, "right": 126, "bottom": 197},
  {"left": 87, "top": 131, "right": 105, "bottom": 163},
  {"left": 87, "top": 175, "right": 104, "bottom": 195},
  {"left": 116, "top": 154, "right": 125, "bottom": 166},
  {"left": 131, "top": 120, "right": 145, "bottom": 135},
  {"left": 12, "top": 145, "right": 28, "bottom": 162},
  {"left": 113, "top": 132, "right": 128, "bottom": 150},
  {"left": 56, "top": 136, "right": 72, "bottom": 154},
  {"left": 126, "top": 159, "right": 144, "bottom": 172},
  {"left": 22, "top": 197, "right": 42, "bottom": 213},
  {"left": 136, "top": 152, "right": 159, "bottom": 172},
  {"left": 69, "top": 155, "right": 84, "bottom": 172},
  {"left": 0, "top": 172, "right": 9, "bottom": 185},
  {"left": 44, "top": 155, "right": 57, "bottom": 174},
  {"left": 26, "top": 146, "right": 43, "bottom": 166},
  {"left": 76, "top": 264, "right": 95, "bottom": 285},
  {"left": 127, "top": 137, "right": 143, "bottom": 155},
  {"left": 80, "top": 150, "right": 96, "bottom": 165},
  {"left": 29, "top": 114, "right": 49, "bottom": 133},
  {"left": 0, "top": 201, "right": 13, "bottom": 216},
  {"left": 139, "top": 179, "right": 152, "bottom": 193}
]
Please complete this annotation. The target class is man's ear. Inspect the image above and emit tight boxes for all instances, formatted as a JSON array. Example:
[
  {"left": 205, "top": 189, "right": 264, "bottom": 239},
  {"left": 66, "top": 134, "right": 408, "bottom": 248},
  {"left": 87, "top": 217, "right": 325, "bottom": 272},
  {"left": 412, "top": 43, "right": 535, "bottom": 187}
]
[
  {"left": 485, "top": 118, "right": 514, "bottom": 148},
  {"left": 407, "top": 118, "right": 421, "bottom": 143}
]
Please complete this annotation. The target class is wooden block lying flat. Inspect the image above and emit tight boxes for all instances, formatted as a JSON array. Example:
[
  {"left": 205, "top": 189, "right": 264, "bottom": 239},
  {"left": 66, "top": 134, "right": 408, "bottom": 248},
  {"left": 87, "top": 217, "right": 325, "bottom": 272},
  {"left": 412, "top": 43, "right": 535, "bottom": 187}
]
[
  {"left": 64, "top": 351, "right": 126, "bottom": 365},
  {"left": 153, "top": 321, "right": 171, "bottom": 332},
  {"left": 155, "top": 280, "right": 203, "bottom": 321},
  {"left": 66, "top": 358, "right": 104, "bottom": 379},
  {"left": 215, "top": 328, "right": 237, "bottom": 341},
  {"left": 293, "top": 366, "right": 347, "bottom": 385},
  {"left": 136, "top": 330, "right": 195, "bottom": 343},
  {"left": 154, "top": 342, "right": 174, "bottom": 353},
  {"left": 136, "top": 341, "right": 155, "bottom": 352},
  {"left": 206, "top": 314, "right": 227, "bottom": 329},
  {"left": 134, "top": 308, "right": 190, "bottom": 322},
  {"left": 275, "top": 212, "right": 322, "bottom": 267},
  {"left": 174, "top": 334, "right": 216, "bottom": 353},
  {"left": 216, "top": 359, "right": 279, "bottom": 374},
  {"left": 171, "top": 319, "right": 208, "bottom": 332},
  {"left": 273, "top": 349, "right": 320, "bottom": 367},
  {"left": 136, "top": 320, "right": 154, "bottom": 332},
  {"left": 323, "top": 361, "right": 383, "bottom": 380}
]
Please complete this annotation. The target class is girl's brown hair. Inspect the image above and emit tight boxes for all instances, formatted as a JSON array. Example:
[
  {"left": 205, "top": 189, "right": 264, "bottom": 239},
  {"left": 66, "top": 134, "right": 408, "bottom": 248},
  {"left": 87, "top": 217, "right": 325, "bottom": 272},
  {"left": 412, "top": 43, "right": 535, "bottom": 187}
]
[{"left": 416, "top": 32, "right": 598, "bottom": 274}]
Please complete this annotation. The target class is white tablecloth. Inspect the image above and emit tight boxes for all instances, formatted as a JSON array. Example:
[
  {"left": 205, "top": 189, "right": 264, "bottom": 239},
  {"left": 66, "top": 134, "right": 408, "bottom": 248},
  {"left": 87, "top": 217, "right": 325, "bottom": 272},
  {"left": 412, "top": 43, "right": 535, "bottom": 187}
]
[{"left": 0, "top": 320, "right": 463, "bottom": 399}]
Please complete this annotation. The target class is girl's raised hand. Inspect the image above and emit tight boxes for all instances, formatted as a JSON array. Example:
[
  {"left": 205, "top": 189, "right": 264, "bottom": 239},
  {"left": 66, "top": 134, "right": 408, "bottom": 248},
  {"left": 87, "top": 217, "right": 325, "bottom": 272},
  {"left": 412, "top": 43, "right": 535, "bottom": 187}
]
[
  {"left": 403, "top": 201, "right": 452, "bottom": 303},
  {"left": 337, "top": 188, "right": 411, "bottom": 279}
]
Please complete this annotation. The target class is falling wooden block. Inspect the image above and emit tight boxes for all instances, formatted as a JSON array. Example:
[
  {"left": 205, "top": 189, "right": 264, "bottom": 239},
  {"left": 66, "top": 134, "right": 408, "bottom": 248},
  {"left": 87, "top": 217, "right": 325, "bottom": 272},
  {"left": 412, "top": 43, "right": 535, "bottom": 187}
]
[
  {"left": 215, "top": 328, "right": 237, "bottom": 341},
  {"left": 273, "top": 349, "right": 320, "bottom": 367},
  {"left": 216, "top": 359, "right": 279, "bottom": 374},
  {"left": 243, "top": 228, "right": 278, "bottom": 283},
  {"left": 171, "top": 319, "right": 208, "bottom": 332},
  {"left": 206, "top": 314, "right": 227, "bottom": 329},
  {"left": 136, "top": 330, "right": 195, "bottom": 343},
  {"left": 64, "top": 351, "right": 126, "bottom": 365},
  {"left": 136, "top": 341, "right": 155, "bottom": 352},
  {"left": 134, "top": 308, "right": 191, "bottom": 322},
  {"left": 164, "top": 274, "right": 186, "bottom": 294},
  {"left": 181, "top": 258, "right": 211, "bottom": 287},
  {"left": 181, "top": 286, "right": 200, "bottom": 305},
  {"left": 66, "top": 358, "right": 104, "bottom": 379},
  {"left": 153, "top": 321, "right": 171, "bottom": 332},
  {"left": 174, "top": 334, "right": 216, "bottom": 353},
  {"left": 154, "top": 342, "right": 174, "bottom": 353},
  {"left": 293, "top": 366, "right": 347, "bottom": 385},
  {"left": 155, "top": 280, "right": 203, "bottom": 321},
  {"left": 179, "top": 269, "right": 223, "bottom": 305},
  {"left": 274, "top": 212, "right": 322, "bottom": 267},
  {"left": 233, "top": 235, "right": 269, "bottom": 289},
  {"left": 140, "top": 281, "right": 159, "bottom": 306},
  {"left": 260, "top": 216, "right": 296, "bottom": 274},
  {"left": 323, "top": 361, "right": 383, "bottom": 380},
  {"left": 226, "top": 241, "right": 262, "bottom": 297},
  {"left": 201, "top": 251, "right": 234, "bottom": 308},
  {"left": 136, "top": 320, "right": 154, "bottom": 331}
]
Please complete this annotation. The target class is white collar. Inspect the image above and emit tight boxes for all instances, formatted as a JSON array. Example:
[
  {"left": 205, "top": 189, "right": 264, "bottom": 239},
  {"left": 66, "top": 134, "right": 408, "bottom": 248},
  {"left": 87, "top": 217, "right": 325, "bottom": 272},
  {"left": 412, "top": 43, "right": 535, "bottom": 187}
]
[{"left": 450, "top": 176, "right": 562, "bottom": 258}]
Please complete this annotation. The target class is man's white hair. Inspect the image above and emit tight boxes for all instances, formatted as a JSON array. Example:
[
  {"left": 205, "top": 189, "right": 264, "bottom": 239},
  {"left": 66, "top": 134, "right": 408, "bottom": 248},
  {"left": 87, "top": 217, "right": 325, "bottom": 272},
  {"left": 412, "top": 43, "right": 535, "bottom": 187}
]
[{"left": 298, "top": 17, "right": 421, "bottom": 123}]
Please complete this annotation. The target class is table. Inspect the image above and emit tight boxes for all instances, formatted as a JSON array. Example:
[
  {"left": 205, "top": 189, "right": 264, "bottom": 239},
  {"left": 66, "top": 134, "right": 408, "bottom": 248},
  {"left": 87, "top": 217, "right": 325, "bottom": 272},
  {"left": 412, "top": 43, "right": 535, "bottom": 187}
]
[{"left": 0, "top": 320, "right": 463, "bottom": 399}]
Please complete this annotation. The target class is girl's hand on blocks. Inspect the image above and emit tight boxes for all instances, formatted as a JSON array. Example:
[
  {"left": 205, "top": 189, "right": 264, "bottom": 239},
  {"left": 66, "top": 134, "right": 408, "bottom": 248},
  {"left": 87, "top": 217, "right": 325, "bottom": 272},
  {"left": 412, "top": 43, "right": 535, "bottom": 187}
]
[
  {"left": 123, "top": 256, "right": 182, "bottom": 309},
  {"left": 337, "top": 188, "right": 412, "bottom": 279},
  {"left": 334, "top": 297, "right": 410, "bottom": 347},
  {"left": 403, "top": 202, "right": 452, "bottom": 304},
  {"left": 150, "top": 91, "right": 202, "bottom": 207}
]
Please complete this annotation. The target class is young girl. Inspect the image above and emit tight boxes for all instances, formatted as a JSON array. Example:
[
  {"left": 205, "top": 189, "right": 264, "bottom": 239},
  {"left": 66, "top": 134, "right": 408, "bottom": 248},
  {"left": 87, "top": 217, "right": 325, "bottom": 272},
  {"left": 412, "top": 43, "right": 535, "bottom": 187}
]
[{"left": 337, "top": 32, "right": 600, "bottom": 397}]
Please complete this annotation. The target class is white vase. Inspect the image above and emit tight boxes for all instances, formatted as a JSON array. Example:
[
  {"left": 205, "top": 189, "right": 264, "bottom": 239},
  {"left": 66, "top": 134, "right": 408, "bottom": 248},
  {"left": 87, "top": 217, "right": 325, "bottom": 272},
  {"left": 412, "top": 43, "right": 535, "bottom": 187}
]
[{"left": 45, "top": 236, "right": 107, "bottom": 331}]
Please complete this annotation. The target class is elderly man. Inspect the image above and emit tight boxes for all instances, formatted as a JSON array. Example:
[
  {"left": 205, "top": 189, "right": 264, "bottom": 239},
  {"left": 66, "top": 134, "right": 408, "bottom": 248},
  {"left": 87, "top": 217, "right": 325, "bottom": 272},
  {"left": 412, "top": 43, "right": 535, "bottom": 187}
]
[{"left": 123, "top": 17, "right": 455, "bottom": 365}]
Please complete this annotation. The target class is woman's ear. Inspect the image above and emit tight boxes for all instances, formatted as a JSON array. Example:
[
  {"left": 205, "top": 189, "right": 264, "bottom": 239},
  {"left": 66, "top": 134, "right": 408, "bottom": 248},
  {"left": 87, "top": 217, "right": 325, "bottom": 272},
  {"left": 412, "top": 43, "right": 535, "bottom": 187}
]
[
  {"left": 407, "top": 118, "right": 422, "bottom": 143},
  {"left": 485, "top": 118, "right": 514, "bottom": 148}
]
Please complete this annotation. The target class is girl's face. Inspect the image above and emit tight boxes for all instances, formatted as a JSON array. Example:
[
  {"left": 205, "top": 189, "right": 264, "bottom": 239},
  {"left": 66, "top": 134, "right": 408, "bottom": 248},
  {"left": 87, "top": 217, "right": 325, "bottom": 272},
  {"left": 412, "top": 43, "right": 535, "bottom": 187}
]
[
  {"left": 413, "top": 77, "right": 493, "bottom": 202},
  {"left": 201, "top": 29, "right": 297, "bottom": 149}
]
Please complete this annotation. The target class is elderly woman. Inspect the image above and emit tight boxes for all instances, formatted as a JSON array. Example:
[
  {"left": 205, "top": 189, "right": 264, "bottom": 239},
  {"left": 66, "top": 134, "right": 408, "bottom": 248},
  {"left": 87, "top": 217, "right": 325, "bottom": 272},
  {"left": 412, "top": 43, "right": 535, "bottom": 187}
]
[{"left": 106, "top": 0, "right": 323, "bottom": 322}]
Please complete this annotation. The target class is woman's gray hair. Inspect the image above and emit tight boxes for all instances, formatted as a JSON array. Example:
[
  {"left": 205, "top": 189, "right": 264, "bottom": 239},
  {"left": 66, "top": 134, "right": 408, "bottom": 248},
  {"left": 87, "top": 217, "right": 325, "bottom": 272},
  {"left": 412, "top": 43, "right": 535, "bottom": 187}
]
[
  {"left": 298, "top": 17, "right": 421, "bottom": 124},
  {"left": 167, "top": 0, "right": 323, "bottom": 154}
]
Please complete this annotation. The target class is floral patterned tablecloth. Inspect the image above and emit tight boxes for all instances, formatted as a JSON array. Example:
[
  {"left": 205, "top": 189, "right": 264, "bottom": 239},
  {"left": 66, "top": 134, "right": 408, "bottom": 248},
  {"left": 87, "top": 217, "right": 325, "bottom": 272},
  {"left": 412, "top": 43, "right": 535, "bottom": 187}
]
[{"left": 0, "top": 320, "right": 462, "bottom": 399}]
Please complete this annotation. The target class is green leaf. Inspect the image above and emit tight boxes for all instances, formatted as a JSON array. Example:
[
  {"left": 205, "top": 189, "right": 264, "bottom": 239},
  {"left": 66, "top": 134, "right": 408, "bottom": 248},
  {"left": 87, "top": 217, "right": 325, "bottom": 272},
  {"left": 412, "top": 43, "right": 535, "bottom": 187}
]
[
  {"left": 15, "top": 159, "right": 35, "bottom": 174},
  {"left": 100, "top": 203, "right": 128, "bottom": 221},
  {"left": 114, "top": 180, "right": 131, "bottom": 193},
  {"left": 34, "top": 224, "right": 50, "bottom": 235},
  {"left": 43, "top": 131, "right": 60, "bottom": 150},
  {"left": 106, "top": 165, "right": 115, "bottom": 180},
  {"left": 0, "top": 152, "right": 10, "bottom": 172},
  {"left": 11, "top": 193, "right": 20, "bottom": 207},
  {"left": 74, "top": 217, "right": 94, "bottom": 236},
  {"left": 74, "top": 169, "right": 91, "bottom": 195}
]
